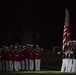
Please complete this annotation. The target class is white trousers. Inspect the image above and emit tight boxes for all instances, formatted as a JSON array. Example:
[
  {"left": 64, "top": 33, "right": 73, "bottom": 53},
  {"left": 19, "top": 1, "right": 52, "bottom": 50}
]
[
  {"left": 67, "top": 59, "right": 73, "bottom": 72},
  {"left": 5, "top": 61, "right": 9, "bottom": 71},
  {"left": 72, "top": 59, "right": 76, "bottom": 72},
  {"left": 0, "top": 60, "right": 2, "bottom": 71},
  {"left": 61, "top": 58, "right": 68, "bottom": 72},
  {"left": 21, "top": 60, "right": 25, "bottom": 70},
  {"left": 14, "top": 61, "right": 20, "bottom": 71},
  {"left": 9, "top": 61, "right": 13, "bottom": 71},
  {"left": 19, "top": 61, "right": 21, "bottom": 70},
  {"left": 29, "top": 60, "right": 34, "bottom": 70},
  {"left": 35, "top": 59, "right": 41, "bottom": 71},
  {"left": 25, "top": 59, "right": 29, "bottom": 70}
]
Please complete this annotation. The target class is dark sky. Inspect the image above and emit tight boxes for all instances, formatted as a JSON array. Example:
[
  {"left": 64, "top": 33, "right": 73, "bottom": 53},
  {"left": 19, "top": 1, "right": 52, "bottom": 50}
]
[{"left": 0, "top": 0, "right": 76, "bottom": 49}]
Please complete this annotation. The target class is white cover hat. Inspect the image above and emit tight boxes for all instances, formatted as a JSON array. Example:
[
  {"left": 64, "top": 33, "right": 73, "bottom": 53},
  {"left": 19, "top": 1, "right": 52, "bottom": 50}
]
[
  {"left": 6, "top": 47, "right": 9, "bottom": 49},
  {"left": 27, "top": 44, "right": 30, "bottom": 46},
  {"left": 14, "top": 46, "right": 18, "bottom": 48},
  {"left": 22, "top": 45, "right": 26, "bottom": 48},
  {"left": 30, "top": 44, "right": 34, "bottom": 46},
  {"left": 36, "top": 45, "right": 39, "bottom": 47}
]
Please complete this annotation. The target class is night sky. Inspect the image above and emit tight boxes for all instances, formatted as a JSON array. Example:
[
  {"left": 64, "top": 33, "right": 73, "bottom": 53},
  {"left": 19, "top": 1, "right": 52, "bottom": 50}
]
[{"left": 0, "top": 0, "right": 76, "bottom": 50}]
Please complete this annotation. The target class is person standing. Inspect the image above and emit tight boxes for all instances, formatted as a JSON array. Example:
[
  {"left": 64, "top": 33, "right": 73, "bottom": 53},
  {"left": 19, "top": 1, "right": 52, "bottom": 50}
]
[
  {"left": 12, "top": 46, "right": 20, "bottom": 71},
  {"left": 60, "top": 51, "right": 66, "bottom": 72},
  {"left": 8, "top": 48, "right": 13, "bottom": 71},
  {"left": 18, "top": 45, "right": 22, "bottom": 70},
  {"left": 67, "top": 41, "right": 73, "bottom": 72},
  {"left": 20, "top": 45, "right": 25, "bottom": 70},
  {"left": 61, "top": 45, "right": 69, "bottom": 72},
  {"left": 28, "top": 44, "right": 34, "bottom": 71},
  {"left": 71, "top": 41, "right": 76, "bottom": 72},
  {"left": 25, "top": 44, "right": 30, "bottom": 70},
  {"left": 34, "top": 45, "right": 43, "bottom": 71}
]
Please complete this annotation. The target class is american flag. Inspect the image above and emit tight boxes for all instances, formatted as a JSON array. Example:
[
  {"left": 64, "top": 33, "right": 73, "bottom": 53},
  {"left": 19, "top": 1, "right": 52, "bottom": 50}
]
[{"left": 62, "top": 9, "right": 71, "bottom": 52}]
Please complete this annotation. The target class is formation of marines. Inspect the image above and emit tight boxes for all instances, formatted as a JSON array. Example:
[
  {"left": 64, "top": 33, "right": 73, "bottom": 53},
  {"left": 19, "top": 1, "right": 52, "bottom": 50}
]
[
  {"left": 60, "top": 40, "right": 76, "bottom": 73},
  {"left": 0, "top": 44, "right": 43, "bottom": 71}
]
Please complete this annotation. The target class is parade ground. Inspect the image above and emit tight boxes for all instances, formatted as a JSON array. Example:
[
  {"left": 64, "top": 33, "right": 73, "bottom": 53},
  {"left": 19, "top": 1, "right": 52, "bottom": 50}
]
[{"left": 0, "top": 71, "right": 76, "bottom": 75}]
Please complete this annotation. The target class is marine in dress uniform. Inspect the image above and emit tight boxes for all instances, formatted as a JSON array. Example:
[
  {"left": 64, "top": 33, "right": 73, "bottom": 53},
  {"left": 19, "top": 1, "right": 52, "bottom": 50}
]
[
  {"left": 28, "top": 44, "right": 34, "bottom": 70},
  {"left": 61, "top": 45, "right": 69, "bottom": 72},
  {"left": 34, "top": 45, "right": 43, "bottom": 71},
  {"left": 25, "top": 44, "right": 30, "bottom": 70},
  {"left": 67, "top": 41, "right": 73, "bottom": 72},
  {"left": 23, "top": 45, "right": 27, "bottom": 70},
  {"left": 12, "top": 46, "right": 20, "bottom": 71},
  {"left": 20, "top": 45, "right": 25, "bottom": 70},
  {"left": 8, "top": 48, "right": 13, "bottom": 71},
  {"left": 71, "top": 41, "right": 76, "bottom": 72},
  {"left": 18, "top": 45, "right": 22, "bottom": 70}
]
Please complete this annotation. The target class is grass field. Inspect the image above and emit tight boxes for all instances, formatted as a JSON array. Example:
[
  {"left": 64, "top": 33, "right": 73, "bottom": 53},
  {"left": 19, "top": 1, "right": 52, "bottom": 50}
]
[{"left": 0, "top": 71, "right": 76, "bottom": 75}]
